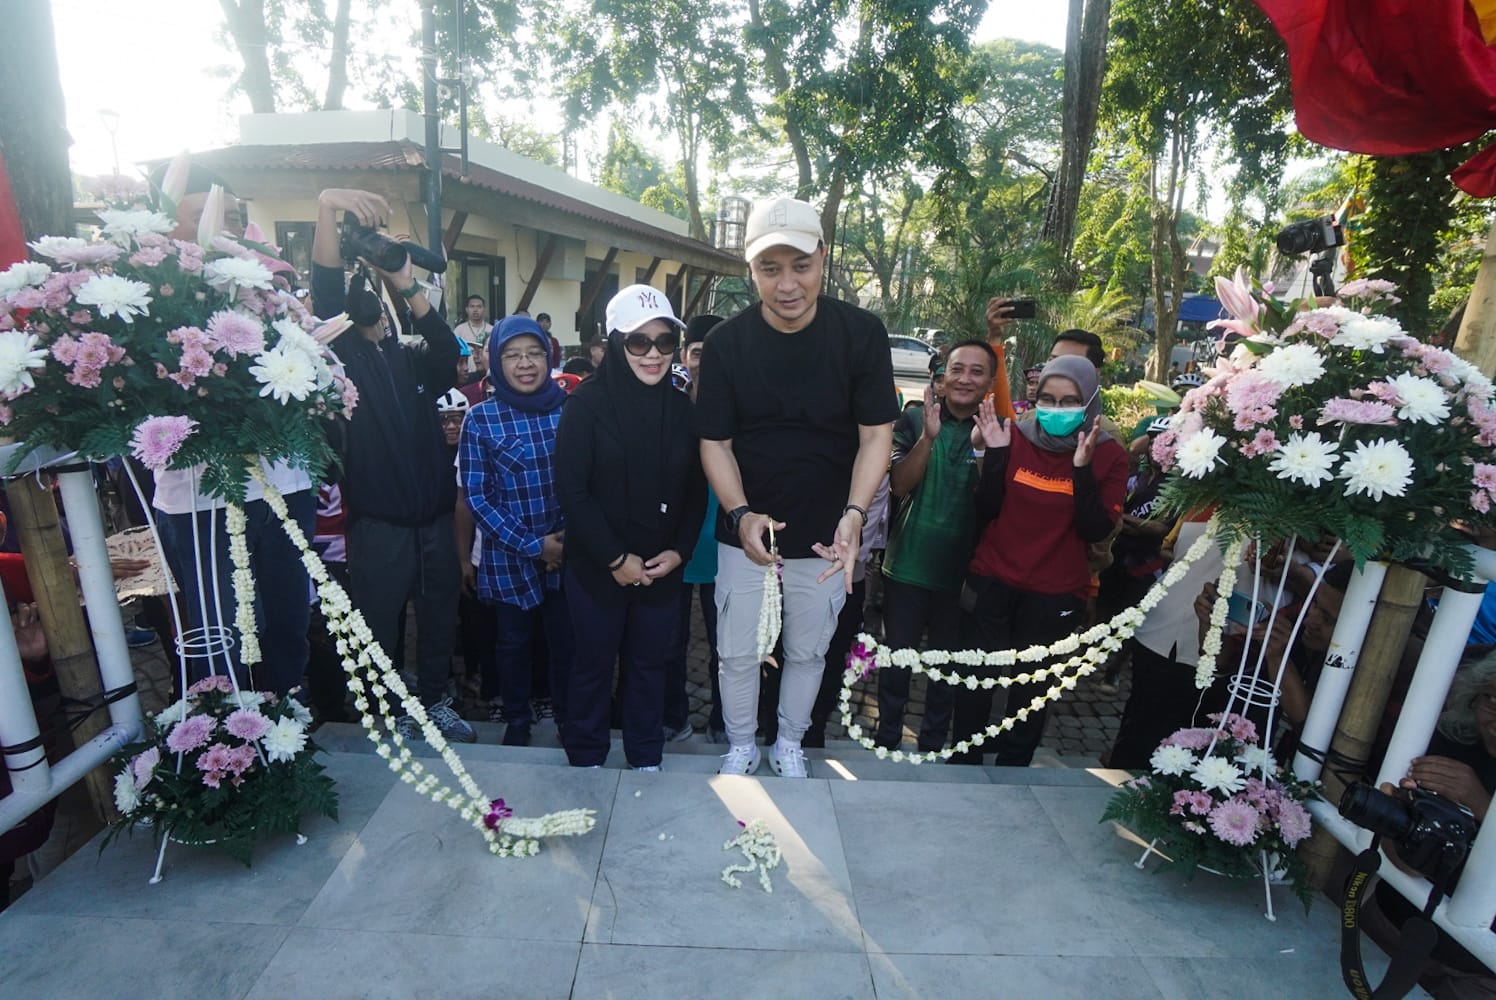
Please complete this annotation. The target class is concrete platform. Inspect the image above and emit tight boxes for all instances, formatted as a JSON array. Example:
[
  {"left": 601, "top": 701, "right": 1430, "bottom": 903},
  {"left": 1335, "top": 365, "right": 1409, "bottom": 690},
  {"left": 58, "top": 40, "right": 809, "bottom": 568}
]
[{"left": 0, "top": 747, "right": 1424, "bottom": 1000}]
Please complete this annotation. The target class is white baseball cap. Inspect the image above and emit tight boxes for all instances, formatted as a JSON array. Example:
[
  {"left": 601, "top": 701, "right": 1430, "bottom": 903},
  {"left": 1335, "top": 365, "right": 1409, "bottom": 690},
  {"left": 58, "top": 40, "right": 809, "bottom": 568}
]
[
  {"left": 605, "top": 284, "right": 686, "bottom": 334},
  {"left": 743, "top": 196, "right": 824, "bottom": 262}
]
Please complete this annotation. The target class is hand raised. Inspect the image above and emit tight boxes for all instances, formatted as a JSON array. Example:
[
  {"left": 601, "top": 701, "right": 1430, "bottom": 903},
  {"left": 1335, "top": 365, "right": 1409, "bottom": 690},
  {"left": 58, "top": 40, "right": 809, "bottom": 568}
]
[
  {"left": 973, "top": 396, "right": 1011, "bottom": 450},
  {"left": 1073, "top": 424, "right": 1100, "bottom": 467}
]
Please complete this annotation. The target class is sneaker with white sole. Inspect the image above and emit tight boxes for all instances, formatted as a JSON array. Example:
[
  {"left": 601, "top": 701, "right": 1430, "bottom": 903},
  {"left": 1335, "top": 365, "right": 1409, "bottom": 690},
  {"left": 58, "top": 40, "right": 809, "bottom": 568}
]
[
  {"left": 663, "top": 723, "right": 693, "bottom": 743},
  {"left": 427, "top": 697, "right": 477, "bottom": 743},
  {"left": 770, "top": 739, "right": 808, "bottom": 778},
  {"left": 718, "top": 743, "right": 761, "bottom": 775},
  {"left": 634, "top": 764, "right": 662, "bottom": 772}
]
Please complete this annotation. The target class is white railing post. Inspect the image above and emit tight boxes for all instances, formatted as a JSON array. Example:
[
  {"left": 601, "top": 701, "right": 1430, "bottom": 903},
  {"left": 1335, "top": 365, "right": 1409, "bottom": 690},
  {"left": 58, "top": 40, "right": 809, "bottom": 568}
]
[
  {"left": 54, "top": 468, "right": 142, "bottom": 728},
  {"left": 1375, "top": 586, "right": 1485, "bottom": 791},
  {"left": 0, "top": 573, "right": 49, "bottom": 798},
  {"left": 1293, "top": 560, "right": 1388, "bottom": 781}
]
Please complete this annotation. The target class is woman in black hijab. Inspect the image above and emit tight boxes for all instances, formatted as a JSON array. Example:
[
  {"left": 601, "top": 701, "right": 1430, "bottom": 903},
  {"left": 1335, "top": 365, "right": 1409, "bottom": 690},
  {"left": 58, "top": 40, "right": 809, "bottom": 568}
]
[{"left": 556, "top": 285, "right": 705, "bottom": 769}]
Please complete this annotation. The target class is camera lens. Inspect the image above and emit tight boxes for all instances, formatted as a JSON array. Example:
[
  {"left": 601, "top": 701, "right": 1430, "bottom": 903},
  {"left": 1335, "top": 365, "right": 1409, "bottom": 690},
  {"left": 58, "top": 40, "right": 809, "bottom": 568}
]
[
  {"left": 1339, "top": 782, "right": 1415, "bottom": 841},
  {"left": 1276, "top": 219, "right": 1321, "bottom": 256}
]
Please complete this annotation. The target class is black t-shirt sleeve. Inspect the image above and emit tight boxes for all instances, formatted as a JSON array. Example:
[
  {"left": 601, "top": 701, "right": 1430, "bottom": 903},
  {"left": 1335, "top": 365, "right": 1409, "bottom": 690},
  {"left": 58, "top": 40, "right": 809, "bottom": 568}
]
[
  {"left": 693, "top": 332, "right": 736, "bottom": 441},
  {"left": 851, "top": 312, "right": 900, "bottom": 427},
  {"left": 310, "top": 262, "right": 346, "bottom": 321}
]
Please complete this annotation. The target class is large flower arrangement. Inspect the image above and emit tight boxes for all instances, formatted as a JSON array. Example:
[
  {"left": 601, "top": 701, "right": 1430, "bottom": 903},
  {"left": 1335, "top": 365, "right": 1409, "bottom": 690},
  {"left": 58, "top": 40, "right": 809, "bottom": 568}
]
[
  {"left": 102, "top": 677, "right": 337, "bottom": 866},
  {"left": 0, "top": 212, "right": 356, "bottom": 499},
  {"left": 1101, "top": 713, "right": 1317, "bottom": 909},
  {"left": 1154, "top": 272, "right": 1496, "bottom": 579}
]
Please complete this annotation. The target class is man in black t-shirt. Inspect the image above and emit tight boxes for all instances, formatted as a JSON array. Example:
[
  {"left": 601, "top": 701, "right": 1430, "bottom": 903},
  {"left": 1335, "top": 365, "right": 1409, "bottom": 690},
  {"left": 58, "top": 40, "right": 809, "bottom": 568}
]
[{"left": 695, "top": 196, "right": 898, "bottom": 778}]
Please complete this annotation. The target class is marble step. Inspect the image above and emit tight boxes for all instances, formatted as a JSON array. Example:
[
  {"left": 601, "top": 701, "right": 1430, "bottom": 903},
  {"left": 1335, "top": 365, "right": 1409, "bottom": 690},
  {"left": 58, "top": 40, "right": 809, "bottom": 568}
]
[{"left": 310, "top": 721, "right": 1120, "bottom": 787}]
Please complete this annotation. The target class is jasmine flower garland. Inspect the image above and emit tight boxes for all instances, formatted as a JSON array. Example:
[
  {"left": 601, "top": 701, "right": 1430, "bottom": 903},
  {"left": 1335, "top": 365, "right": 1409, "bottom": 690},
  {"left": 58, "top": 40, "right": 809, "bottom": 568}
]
[
  {"left": 250, "top": 470, "right": 595, "bottom": 857},
  {"left": 225, "top": 503, "right": 262, "bottom": 668},
  {"left": 721, "top": 819, "right": 781, "bottom": 892},
  {"left": 841, "top": 518, "right": 1222, "bottom": 764},
  {"left": 1193, "top": 535, "right": 1247, "bottom": 689},
  {"left": 756, "top": 528, "right": 782, "bottom": 663}
]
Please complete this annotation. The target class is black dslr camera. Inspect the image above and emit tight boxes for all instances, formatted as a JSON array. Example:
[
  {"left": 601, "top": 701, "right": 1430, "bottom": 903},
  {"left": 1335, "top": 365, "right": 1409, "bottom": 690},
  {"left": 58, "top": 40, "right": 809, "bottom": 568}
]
[
  {"left": 1339, "top": 782, "right": 1479, "bottom": 887},
  {"left": 339, "top": 212, "right": 447, "bottom": 274},
  {"left": 1276, "top": 215, "right": 1345, "bottom": 257}
]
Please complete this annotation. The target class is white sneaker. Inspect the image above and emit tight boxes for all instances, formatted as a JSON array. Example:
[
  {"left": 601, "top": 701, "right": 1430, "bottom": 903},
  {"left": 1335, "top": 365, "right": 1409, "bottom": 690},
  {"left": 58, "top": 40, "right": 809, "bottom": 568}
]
[
  {"left": 719, "top": 743, "right": 761, "bottom": 775},
  {"left": 770, "top": 739, "right": 808, "bottom": 778},
  {"left": 634, "top": 764, "right": 662, "bottom": 772}
]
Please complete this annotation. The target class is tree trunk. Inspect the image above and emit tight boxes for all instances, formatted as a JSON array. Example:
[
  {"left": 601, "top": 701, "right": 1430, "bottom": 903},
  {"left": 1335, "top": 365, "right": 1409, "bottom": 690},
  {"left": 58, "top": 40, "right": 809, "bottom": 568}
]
[
  {"left": 323, "top": 0, "right": 353, "bottom": 111},
  {"left": 0, "top": 2, "right": 72, "bottom": 242},
  {"left": 218, "top": 0, "right": 277, "bottom": 113},
  {"left": 1042, "top": 0, "right": 1111, "bottom": 288},
  {"left": 820, "top": 169, "right": 847, "bottom": 261},
  {"left": 746, "top": 0, "right": 815, "bottom": 198}
]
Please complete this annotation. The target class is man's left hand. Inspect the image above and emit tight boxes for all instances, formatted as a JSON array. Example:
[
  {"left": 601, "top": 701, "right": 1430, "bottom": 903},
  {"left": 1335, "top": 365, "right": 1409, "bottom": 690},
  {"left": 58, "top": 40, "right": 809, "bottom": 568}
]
[{"left": 812, "top": 510, "right": 862, "bottom": 593}]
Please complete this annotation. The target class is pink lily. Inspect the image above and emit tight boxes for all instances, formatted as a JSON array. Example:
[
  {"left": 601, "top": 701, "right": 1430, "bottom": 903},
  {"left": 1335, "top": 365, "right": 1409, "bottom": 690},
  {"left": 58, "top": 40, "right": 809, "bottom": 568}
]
[
  {"left": 1214, "top": 266, "right": 1260, "bottom": 325},
  {"left": 310, "top": 313, "right": 354, "bottom": 346},
  {"left": 196, "top": 184, "right": 226, "bottom": 247}
]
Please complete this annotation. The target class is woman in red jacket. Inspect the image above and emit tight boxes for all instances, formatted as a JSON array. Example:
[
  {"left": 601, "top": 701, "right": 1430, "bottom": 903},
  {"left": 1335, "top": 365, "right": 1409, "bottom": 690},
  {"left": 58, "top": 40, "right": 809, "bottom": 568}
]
[{"left": 950, "top": 354, "right": 1129, "bottom": 766}]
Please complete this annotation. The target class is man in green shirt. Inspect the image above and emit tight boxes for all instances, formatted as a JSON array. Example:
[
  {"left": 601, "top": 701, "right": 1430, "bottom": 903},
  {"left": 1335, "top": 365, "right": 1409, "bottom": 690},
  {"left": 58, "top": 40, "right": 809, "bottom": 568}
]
[{"left": 875, "top": 340, "right": 995, "bottom": 751}]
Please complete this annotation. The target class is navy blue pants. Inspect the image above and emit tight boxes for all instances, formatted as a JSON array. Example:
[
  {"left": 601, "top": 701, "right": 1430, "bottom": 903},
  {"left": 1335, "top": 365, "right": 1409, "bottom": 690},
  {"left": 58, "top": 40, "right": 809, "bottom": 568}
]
[
  {"left": 563, "top": 568, "right": 675, "bottom": 768},
  {"left": 157, "top": 490, "right": 315, "bottom": 696},
  {"left": 493, "top": 588, "right": 572, "bottom": 726}
]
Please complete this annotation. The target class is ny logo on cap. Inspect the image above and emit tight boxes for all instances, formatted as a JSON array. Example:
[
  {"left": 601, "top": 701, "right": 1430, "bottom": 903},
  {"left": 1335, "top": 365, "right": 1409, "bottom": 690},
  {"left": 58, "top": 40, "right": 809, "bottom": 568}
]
[{"left": 638, "top": 290, "right": 660, "bottom": 309}]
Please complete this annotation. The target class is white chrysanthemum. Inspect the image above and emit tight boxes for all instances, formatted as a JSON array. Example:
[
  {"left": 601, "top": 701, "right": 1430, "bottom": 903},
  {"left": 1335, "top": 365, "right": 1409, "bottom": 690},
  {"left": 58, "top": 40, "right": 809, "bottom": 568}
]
[
  {"left": 224, "top": 690, "right": 266, "bottom": 710},
  {"left": 271, "top": 317, "right": 319, "bottom": 356},
  {"left": 1235, "top": 745, "right": 1273, "bottom": 772},
  {"left": 262, "top": 716, "right": 308, "bottom": 763},
  {"left": 1175, "top": 428, "right": 1227, "bottom": 478},
  {"left": 1386, "top": 373, "right": 1450, "bottom": 424},
  {"left": 75, "top": 273, "right": 153, "bottom": 323},
  {"left": 250, "top": 346, "right": 318, "bottom": 403},
  {"left": 1150, "top": 744, "right": 1197, "bottom": 776},
  {"left": 203, "top": 255, "right": 275, "bottom": 292},
  {"left": 1191, "top": 756, "right": 1246, "bottom": 795},
  {"left": 98, "top": 209, "right": 174, "bottom": 243},
  {"left": 1330, "top": 314, "right": 1401, "bottom": 353},
  {"left": 29, "top": 236, "right": 90, "bottom": 260},
  {"left": 113, "top": 769, "right": 142, "bottom": 814},
  {"left": 286, "top": 697, "right": 313, "bottom": 725},
  {"left": 1256, "top": 343, "right": 1326, "bottom": 388},
  {"left": 0, "top": 331, "right": 50, "bottom": 397},
  {"left": 154, "top": 698, "right": 189, "bottom": 728},
  {"left": 1339, "top": 438, "right": 1414, "bottom": 501},
  {"left": 1267, "top": 431, "right": 1338, "bottom": 488},
  {"left": 0, "top": 260, "right": 50, "bottom": 297}
]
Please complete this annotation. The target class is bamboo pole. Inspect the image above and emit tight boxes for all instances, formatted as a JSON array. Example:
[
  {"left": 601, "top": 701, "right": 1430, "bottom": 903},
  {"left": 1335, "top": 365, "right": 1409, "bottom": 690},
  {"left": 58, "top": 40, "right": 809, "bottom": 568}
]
[
  {"left": 7, "top": 472, "right": 113, "bottom": 822},
  {"left": 1300, "top": 563, "right": 1427, "bottom": 890},
  {"left": 1454, "top": 218, "right": 1496, "bottom": 377}
]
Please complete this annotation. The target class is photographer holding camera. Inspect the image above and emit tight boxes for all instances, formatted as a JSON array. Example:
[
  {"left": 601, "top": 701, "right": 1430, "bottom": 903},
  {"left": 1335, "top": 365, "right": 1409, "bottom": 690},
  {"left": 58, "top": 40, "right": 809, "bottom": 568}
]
[
  {"left": 1341, "top": 655, "right": 1496, "bottom": 1000},
  {"left": 310, "top": 188, "right": 474, "bottom": 744}
]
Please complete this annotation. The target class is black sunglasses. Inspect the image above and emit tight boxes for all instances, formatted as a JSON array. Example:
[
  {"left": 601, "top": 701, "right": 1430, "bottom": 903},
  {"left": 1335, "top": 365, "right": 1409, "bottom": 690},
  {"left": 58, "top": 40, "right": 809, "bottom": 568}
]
[{"left": 623, "top": 331, "right": 679, "bottom": 357}]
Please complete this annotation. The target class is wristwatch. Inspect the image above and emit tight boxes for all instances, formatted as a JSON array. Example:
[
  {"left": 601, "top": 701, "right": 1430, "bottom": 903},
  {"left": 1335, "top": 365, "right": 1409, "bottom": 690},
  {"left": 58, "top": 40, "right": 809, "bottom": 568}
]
[{"left": 726, "top": 505, "right": 751, "bottom": 534}]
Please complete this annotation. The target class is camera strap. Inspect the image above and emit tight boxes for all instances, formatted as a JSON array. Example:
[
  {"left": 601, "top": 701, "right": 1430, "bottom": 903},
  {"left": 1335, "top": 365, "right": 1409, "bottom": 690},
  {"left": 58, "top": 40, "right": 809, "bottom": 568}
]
[{"left": 1340, "top": 839, "right": 1443, "bottom": 1000}]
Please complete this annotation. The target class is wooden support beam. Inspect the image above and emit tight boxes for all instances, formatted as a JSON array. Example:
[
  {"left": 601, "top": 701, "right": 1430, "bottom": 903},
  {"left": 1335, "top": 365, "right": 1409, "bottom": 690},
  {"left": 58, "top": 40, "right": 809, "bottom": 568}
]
[
  {"left": 8, "top": 474, "right": 112, "bottom": 821},
  {"left": 514, "top": 233, "right": 559, "bottom": 315},
  {"left": 641, "top": 256, "right": 663, "bottom": 285},
  {"left": 683, "top": 272, "right": 713, "bottom": 320},
  {"left": 666, "top": 264, "right": 692, "bottom": 300},
  {"left": 577, "top": 246, "right": 620, "bottom": 320},
  {"left": 442, "top": 210, "right": 468, "bottom": 256}
]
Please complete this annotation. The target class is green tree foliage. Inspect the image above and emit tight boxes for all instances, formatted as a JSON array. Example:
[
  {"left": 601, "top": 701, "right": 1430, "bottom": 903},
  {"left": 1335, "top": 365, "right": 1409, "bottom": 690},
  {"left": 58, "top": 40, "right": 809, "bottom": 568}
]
[
  {"left": 742, "top": 0, "right": 985, "bottom": 245},
  {"left": 595, "top": 125, "right": 691, "bottom": 222},
  {"left": 1102, "top": 0, "right": 1291, "bottom": 379},
  {"left": 548, "top": 0, "right": 753, "bottom": 240}
]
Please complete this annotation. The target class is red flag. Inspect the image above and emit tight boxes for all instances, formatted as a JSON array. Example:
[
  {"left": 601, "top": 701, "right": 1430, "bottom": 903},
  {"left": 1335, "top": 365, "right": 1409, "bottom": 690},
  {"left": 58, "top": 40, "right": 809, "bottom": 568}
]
[
  {"left": 1255, "top": 0, "right": 1496, "bottom": 195},
  {"left": 0, "top": 149, "right": 28, "bottom": 267}
]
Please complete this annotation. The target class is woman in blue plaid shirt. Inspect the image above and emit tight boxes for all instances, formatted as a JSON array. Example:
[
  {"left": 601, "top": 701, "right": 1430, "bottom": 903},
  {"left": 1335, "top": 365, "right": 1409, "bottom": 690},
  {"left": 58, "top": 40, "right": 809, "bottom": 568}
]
[{"left": 458, "top": 316, "right": 572, "bottom": 747}]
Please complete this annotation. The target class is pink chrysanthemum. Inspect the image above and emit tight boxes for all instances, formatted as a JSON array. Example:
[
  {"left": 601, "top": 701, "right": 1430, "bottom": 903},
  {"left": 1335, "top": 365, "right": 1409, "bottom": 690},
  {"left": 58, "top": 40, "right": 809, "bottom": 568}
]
[
  {"left": 1208, "top": 798, "right": 1261, "bottom": 847},
  {"left": 1276, "top": 799, "right": 1313, "bottom": 846},
  {"left": 187, "top": 674, "right": 235, "bottom": 695},
  {"left": 205, "top": 311, "right": 267, "bottom": 357},
  {"left": 1162, "top": 727, "right": 1215, "bottom": 751},
  {"left": 1318, "top": 397, "right": 1397, "bottom": 426},
  {"left": 225, "top": 708, "right": 271, "bottom": 742},
  {"left": 165, "top": 714, "right": 216, "bottom": 753},
  {"left": 130, "top": 746, "right": 160, "bottom": 789},
  {"left": 129, "top": 415, "right": 199, "bottom": 470}
]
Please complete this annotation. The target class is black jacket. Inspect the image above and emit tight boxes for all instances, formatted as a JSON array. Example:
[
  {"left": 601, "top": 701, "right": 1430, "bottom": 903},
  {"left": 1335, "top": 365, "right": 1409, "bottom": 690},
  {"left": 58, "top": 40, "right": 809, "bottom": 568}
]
[
  {"left": 555, "top": 377, "right": 704, "bottom": 605},
  {"left": 313, "top": 263, "right": 458, "bottom": 526}
]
